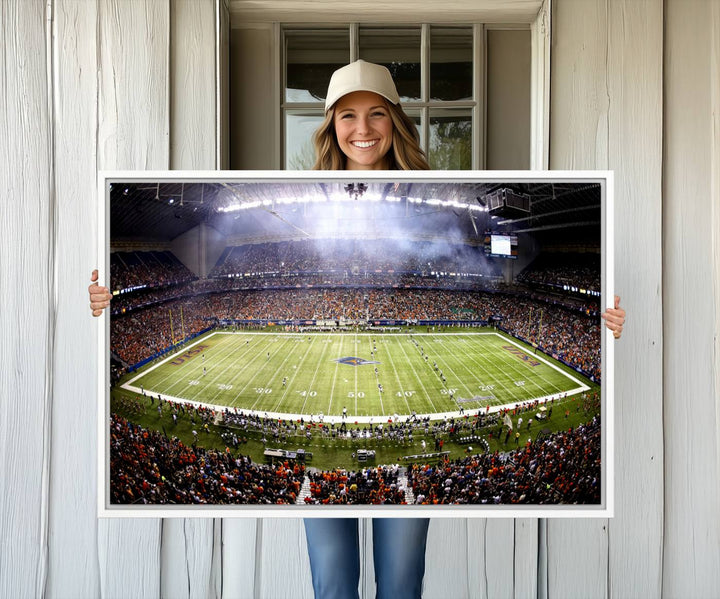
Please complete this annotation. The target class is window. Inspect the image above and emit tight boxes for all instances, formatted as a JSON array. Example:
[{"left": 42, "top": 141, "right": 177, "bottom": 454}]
[{"left": 283, "top": 25, "right": 478, "bottom": 170}]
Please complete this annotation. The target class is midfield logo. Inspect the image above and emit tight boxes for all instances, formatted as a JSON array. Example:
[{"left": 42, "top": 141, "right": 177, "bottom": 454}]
[{"left": 334, "top": 357, "right": 381, "bottom": 366}]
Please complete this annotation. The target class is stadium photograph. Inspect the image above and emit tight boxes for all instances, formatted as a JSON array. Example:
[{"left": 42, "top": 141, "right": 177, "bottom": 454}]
[{"left": 104, "top": 174, "right": 608, "bottom": 511}]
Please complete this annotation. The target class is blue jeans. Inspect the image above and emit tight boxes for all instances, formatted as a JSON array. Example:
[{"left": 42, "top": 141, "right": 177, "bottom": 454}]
[{"left": 304, "top": 518, "right": 430, "bottom": 599}]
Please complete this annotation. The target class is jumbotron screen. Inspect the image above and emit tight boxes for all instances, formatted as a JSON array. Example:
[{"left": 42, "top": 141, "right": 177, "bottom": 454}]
[{"left": 485, "top": 233, "right": 518, "bottom": 258}]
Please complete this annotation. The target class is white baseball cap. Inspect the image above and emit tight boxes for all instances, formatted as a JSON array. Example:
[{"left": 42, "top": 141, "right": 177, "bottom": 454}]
[{"left": 324, "top": 60, "right": 400, "bottom": 112}]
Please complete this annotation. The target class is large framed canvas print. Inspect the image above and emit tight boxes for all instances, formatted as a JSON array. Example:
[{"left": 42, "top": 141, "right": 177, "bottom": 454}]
[{"left": 97, "top": 170, "right": 614, "bottom": 518}]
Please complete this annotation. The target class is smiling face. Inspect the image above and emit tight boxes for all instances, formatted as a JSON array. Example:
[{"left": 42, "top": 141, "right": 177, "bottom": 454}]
[{"left": 332, "top": 91, "right": 394, "bottom": 170}]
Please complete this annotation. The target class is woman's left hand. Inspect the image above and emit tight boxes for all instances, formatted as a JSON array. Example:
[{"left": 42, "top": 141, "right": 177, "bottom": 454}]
[{"left": 601, "top": 295, "right": 625, "bottom": 339}]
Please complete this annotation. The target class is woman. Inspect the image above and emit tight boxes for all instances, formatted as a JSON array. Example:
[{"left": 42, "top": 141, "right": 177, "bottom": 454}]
[
  {"left": 88, "top": 60, "right": 626, "bottom": 599},
  {"left": 312, "top": 60, "right": 429, "bottom": 172},
  {"left": 303, "top": 60, "right": 432, "bottom": 599}
]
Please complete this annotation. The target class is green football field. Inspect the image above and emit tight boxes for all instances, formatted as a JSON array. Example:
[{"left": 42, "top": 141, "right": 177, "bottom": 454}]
[{"left": 120, "top": 329, "right": 591, "bottom": 418}]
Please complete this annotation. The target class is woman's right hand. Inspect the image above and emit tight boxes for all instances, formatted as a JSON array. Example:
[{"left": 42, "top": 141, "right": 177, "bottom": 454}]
[{"left": 89, "top": 269, "right": 112, "bottom": 317}]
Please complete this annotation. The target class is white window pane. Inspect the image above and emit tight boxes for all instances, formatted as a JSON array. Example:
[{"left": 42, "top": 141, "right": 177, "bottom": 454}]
[
  {"left": 286, "top": 30, "right": 350, "bottom": 103},
  {"left": 285, "top": 112, "right": 324, "bottom": 170},
  {"left": 430, "top": 27, "right": 473, "bottom": 101},
  {"left": 359, "top": 27, "right": 421, "bottom": 102},
  {"left": 429, "top": 109, "right": 472, "bottom": 170}
]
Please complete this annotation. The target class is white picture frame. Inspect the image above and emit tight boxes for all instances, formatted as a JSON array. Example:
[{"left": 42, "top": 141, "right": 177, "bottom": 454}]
[{"left": 98, "top": 170, "right": 614, "bottom": 518}]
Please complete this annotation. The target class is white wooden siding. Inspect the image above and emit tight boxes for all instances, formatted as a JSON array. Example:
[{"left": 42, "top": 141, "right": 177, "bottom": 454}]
[
  {"left": 663, "top": 1, "right": 720, "bottom": 596},
  {"left": 549, "top": 2, "right": 664, "bottom": 599},
  {"left": 96, "top": 0, "right": 169, "bottom": 594},
  {"left": 48, "top": 1, "right": 102, "bottom": 596},
  {"left": 0, "top": 1, "right": 53, "bottom": 598},
  {"left": 2, "top": 0, "right": 718, "bottom": 597},
  {"left": 165, "top": 3, "right": 221, "bottom": 595}
]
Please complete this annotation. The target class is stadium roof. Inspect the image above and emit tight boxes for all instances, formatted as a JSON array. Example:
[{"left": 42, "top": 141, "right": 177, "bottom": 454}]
[{"left": 109, "top": 180, "right": 601, "bottom": 245}]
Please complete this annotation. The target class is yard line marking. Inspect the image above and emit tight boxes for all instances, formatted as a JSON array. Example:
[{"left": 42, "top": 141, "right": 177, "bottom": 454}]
[
  {"left": 254, "top": 335, "right": 299, "bottom": 412},
  {"left": 273, "top": 336, "right": 313, "bottom": 411},
  {"left": 451, "top": 334, "right": 513, "bottom": 403},
  {"left": 484, "top": 338, "right": 552, "bottom": 401},
  {"left": 194, "top": 333, "right": 260, "bottom": 402},
  {"left": 205, "top": 334, "right": 280, "bottom": 406},
  {"left": 455, "top": 332, "right": 588, "bottom": 405},
  {"left": 383, "top": 337, "right": 409, "bottom": 415},
  {"left": 424, "top": 335, "right": 477, "bottom": 398},
  {"left": 486, "top": 333, "right": 571, "bottom": 399},
  {"left": 243, "top": 335, "right": 295, "bottom": 411},
  {"left": 122, "top": 331, "right": 218, "bottom": 395},
  {"left": 369, "top": 336, "right": 385, "bottom": 415},
  {"left": 123, "top": 331, "right": 217, "bottom": 383},
  {"left": 353, "top": 331, "right": 358, "bottom": 414},
  {"left": 124, "top": 331, "right": 246, "bottom": 401},
  {"left": 327, "top": 334, "right": 344, "bottom": 414},
  {"left": 293, "top": 335, "right": 328, "bottom": 416},
  {"left": 493, "top": 332, "right": 588, "bottom": 390},
  {"left": 397, "top": 335, "right": 438, "bottom": 413},
  {"left": 296, "top": 335, "right": 322, "bottom": 415}
]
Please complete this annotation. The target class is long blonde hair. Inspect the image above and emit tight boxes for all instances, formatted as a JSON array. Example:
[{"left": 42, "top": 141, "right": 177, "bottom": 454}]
[{"left": 312, "top": 101, "right": 430, "bottom": 171}]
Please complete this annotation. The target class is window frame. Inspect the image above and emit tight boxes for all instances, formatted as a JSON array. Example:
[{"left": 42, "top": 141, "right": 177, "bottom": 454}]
[
  {"left": 281, "top": 23, "right": 486, "bottom": 170},
  {"left": 262, "top": 0, "right": 550, "bottom": 171}
]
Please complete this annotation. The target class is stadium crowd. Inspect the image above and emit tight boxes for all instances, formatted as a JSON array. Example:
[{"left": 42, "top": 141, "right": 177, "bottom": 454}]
[
  {"left": 111, "top": 296, "right": 215, "bottom": 365},
  {"left": 210, "top": 239, "right": 497, "bottom": 279},
  {"left": 110, "top": 414, "right": 304, "bottom": 504},
  {"left": 517, "top": 253, "right": 600, "bottom": 292},
  {"left": 111, "top": 251, "right": 196, "bottom": 291},
  {"left": 304, "top": 465, "right": 406, "bottom": 505},
  {"left": 407, "top": 416, "right": 601, "bottom": 505},
  {"left": 111, "top": 287, "right": 601, "bottom": 379},
  {"left": 111, "top": 279, "right": 221, "bottom": 315},
  {"left": 220, "top": 408, "right": 503, "bottom": 445},
  {"left": 108, "top": 242, "right": 604, "bottom": 380},
  {"left": 110, "top": 411, "right": 600, "bottom": 506}
]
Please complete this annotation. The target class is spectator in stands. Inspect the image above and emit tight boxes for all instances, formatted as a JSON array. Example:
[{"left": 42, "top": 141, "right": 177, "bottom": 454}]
[
  {"left": 407, "top": 417, "right": 602, "bottom": 505},
  {"left": 110, "top": 414, "right": 303, "bottom": 505}
]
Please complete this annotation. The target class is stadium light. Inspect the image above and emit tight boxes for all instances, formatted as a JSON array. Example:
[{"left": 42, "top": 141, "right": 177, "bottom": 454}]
[{"left": 219, "top": 193, "right": 488, "bottom": 213}]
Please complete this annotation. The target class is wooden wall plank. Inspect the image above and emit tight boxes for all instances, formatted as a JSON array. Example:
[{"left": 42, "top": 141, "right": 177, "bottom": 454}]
[
  {"left": 465, "top": 520, "right": 519, "bottom": 599},
  {"left": 423, "top": 520, "right": 471, "bottom": 599},
  {"left": 530, "top": 0, "right": 550, "bottom": 170},
  {"left": 605, "top": 2, "right": 664, "bottom": 597},
  {"left": 550, "top": 0, "right": 665, "bottom": 597},
  {"left": 712, "top": 8, "right": 720, "bottom": 551},
  {"left": 547, "top": 3, "right": 610, "bottom": 595},
  {"left": 484, "top": 520, "right": 518, "bottom": 598},
  {"left": 547, "top": 523, "right": 607, "bottom": 599},
  {"left": 466, "top": 520, "right": 489, "bottom": 598},
  {"left": 97, "top": 0, "right": 170, "bottom": 171},
  {"left": 550, "top": 0, "right": 609, "bottom": 171},
  {"left": 0, "top": 1, "right": 52, "bottom": 598},
  {"left": 257, "top": 519, "right": 314, "bottom": 599},
  {"left": 96, "top": 1, "right": 170, "bottom": 596},
  {"left": 47, "top": 0, "right": 102, "bottom": 596},
  {"left": 513, "top": 519, "right": 539, "bottom": 598},
  {"left": 549, "top": 0, "right": 664, "bottom": 596},
  {"left": 663, "top": 1, "right": 720, "bottom": 596},
  {"left": 170, "top": 0, "right": 217, "bottom": 170},
  {"left": 221, "top": 520, "right": 258, "bottom": 599},
  {"left": 162, "top": 1, "right": 220, "bottom": 597},
  {"left": 161, "top": 520, "right": 218, "bottom": 599}
]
